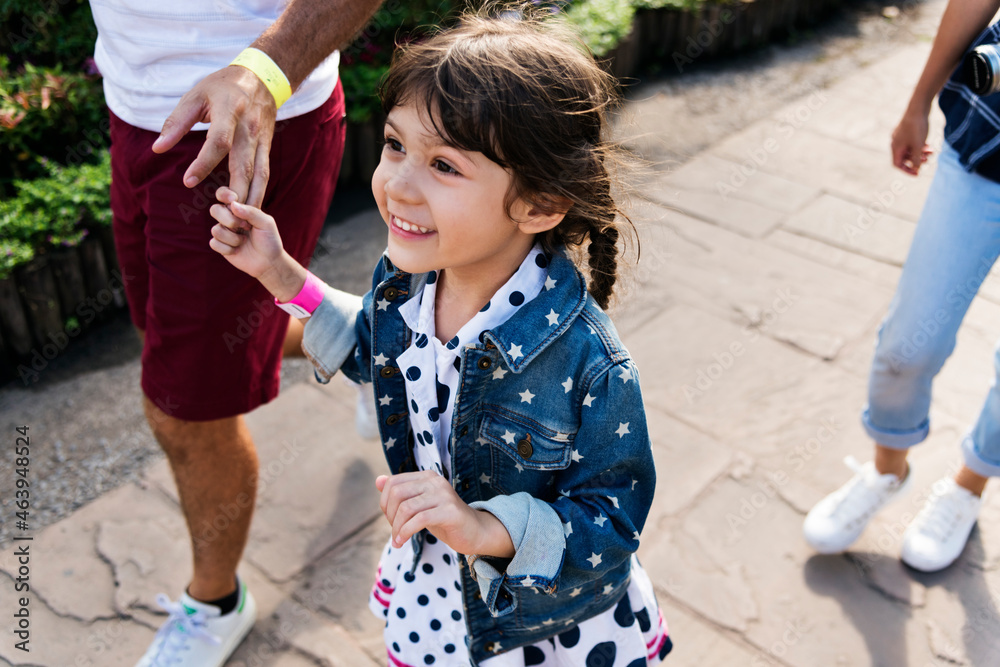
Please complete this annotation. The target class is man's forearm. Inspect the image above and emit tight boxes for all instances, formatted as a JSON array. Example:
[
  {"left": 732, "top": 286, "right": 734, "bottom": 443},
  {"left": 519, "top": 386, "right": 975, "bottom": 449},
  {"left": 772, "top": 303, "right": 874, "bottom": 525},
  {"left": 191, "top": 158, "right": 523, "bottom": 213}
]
[
  {"left": 253, "top": 0, "right": 385, "bottom": 91},
  {"left": 907, "top": 0, "right": 1000, "bottom": 115}
]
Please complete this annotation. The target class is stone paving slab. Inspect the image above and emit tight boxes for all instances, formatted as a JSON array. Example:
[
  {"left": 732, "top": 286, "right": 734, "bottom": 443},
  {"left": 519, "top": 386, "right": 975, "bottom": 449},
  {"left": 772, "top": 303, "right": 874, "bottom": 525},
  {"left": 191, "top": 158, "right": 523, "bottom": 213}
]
[
  {"left": 644, "top": 407, "right": 733, "bottom": 521},
  {"left": 766, "top": 229, "right": 903, "bottom": 292},
  {"left": 299, "top": 519, "right": 391, "bottom": 661},
  {"left": 646, "top": 598, "right": 760, "bottom": 666},
  {"left": 712, "top": 120, "right": 934, "bottom": 224},
  {"left": 647, "top": 210, "right": 895, "bottom": 361},
  {"left": 649, "top": 152, "right": 819, "bottom": 238},
  {"left": 771, "top": 44, "right": 948, "bottom": 156},
  {"left": 782, "top": 192, "right": 917, "bottom": 267},
  {"left": 630, "top": 303, "right": 862, "bottom": 453}
]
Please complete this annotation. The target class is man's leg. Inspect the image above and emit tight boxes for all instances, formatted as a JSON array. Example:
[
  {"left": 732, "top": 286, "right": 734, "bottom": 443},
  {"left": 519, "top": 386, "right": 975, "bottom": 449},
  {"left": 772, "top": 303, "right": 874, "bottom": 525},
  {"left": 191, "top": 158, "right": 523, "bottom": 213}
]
[
  {"left": 145, "top": 398, "right": 257, "bottom": 600},
  {"left": 136, "top": 329, "right": 257, "bottom": 600}
]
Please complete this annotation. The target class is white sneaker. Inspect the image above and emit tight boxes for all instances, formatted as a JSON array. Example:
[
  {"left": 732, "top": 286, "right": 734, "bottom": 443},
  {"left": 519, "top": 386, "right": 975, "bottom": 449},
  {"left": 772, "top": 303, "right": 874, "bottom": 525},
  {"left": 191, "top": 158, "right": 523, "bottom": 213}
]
[
  {"left": 901, "top": 478, "right": 981, "bottom": 572},
  {"left": 136, "top": 579, "right": 257, "bottom": 667},
  {"left": 351, "top": 379, "right": 379, "bottom": 440},
  {"left": 803, "top": 456, "right": 912, "bottom": 554}
]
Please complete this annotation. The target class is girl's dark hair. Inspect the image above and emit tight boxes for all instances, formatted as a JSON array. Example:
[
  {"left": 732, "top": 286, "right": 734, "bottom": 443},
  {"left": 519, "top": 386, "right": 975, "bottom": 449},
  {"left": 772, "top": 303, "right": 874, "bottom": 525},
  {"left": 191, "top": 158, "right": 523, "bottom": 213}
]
[{"left": 378, "top": 4, "right": 633, "bottom": 310}]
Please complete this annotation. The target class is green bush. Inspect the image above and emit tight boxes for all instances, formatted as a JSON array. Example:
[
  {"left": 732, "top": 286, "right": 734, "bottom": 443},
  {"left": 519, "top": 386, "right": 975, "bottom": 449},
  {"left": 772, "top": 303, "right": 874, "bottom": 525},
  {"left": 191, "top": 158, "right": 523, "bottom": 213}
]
[
  {"left": 340, "top": 0, "right": 645, "bottom": 122},
  {"left": 339, "top": 61, "right": 391, "bottom": 124},
  {"left": 0, "top": 55, "right": 107, "bottom": 188},
  {"left": 564, "top": 0, "right": 637, "bottom": 58},
  {"left": 0, "top": 239, "right": 34, "bottom": 281},
  {"left": 0, "top": 0, "right": 98, "bottom": 71},
  {"left": 0, "top": 149, "right": 111, "bottom": 278},
  {"left": 633, "top": 0, "right": 722, "bottom": 9},
  {"left": 339, "top": 0, "right": 469, "bottom": 123},
  {"left": 0, "top": 0, "right": 107, "bottom": 191}
]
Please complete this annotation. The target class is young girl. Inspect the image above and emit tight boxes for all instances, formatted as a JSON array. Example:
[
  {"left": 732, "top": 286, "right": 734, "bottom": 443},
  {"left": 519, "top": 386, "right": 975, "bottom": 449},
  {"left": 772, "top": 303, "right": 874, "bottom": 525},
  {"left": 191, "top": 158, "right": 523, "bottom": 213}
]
[{"left": 209, "top": 7, "right": 671, "bottom": 665}]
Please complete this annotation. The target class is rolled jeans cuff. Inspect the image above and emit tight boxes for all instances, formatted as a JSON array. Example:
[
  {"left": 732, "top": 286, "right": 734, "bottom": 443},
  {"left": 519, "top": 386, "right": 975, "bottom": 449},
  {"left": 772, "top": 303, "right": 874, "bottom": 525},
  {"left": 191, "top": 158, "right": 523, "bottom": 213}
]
[
  {"left": 861, "top": 407, "right": 929, "bottom": 450},
  {"left": 961, "top": 434, "right": 1000, "bottom": 478}
]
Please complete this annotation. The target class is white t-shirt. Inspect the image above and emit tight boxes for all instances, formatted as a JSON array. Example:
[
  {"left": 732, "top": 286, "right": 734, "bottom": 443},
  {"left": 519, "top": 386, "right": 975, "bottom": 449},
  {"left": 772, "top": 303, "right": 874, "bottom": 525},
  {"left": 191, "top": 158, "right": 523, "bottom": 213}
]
[{"left": 90, "top": 0, "right": 340, "bottom": 132}]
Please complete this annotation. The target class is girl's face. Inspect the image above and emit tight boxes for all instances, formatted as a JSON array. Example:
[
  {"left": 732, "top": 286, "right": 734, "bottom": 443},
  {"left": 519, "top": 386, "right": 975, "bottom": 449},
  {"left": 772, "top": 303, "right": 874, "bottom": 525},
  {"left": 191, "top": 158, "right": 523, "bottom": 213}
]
[{"left": 372, "top": 103, "right": 539, "bottom": 285}]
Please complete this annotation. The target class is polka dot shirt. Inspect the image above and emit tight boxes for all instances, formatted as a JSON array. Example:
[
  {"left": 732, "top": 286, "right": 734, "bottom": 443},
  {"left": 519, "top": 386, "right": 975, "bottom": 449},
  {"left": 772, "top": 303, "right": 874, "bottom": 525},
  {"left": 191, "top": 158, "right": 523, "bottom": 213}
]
[{"left": 368, "top": 246, "right": 671, "bottom": 665}]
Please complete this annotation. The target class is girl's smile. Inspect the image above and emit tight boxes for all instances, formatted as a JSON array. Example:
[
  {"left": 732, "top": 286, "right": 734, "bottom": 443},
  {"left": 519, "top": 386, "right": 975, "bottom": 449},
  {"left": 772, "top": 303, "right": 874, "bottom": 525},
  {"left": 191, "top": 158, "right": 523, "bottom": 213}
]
[{"left": 389, "top": 213, "right": 434, "bottom": 236}]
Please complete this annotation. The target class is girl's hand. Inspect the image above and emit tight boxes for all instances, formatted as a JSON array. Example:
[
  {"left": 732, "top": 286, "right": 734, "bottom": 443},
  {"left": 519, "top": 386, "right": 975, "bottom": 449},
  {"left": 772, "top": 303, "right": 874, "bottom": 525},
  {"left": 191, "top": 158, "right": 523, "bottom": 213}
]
[
  {"left": 209, "top": 186, "right": 285, "bottom": 278},
  {"left": 375, "top": 471, "right": 514, "bottom": 558},
  {"left": 891, "top": 112, "right": 933, "bottom": 176}
]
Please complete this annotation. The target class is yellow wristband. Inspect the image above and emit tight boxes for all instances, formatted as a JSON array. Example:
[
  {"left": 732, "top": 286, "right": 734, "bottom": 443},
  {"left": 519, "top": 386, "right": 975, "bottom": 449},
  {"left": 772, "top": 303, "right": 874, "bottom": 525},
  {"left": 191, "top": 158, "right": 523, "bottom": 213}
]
[{"left": 230, "top": 47, "right": 292, "bottom": 109}]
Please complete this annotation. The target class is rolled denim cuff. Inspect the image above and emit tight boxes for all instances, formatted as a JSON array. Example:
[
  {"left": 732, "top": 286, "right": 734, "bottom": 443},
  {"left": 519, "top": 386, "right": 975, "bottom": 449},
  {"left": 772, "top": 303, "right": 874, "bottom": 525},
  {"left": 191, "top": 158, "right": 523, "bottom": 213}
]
[
  {"left": 469, "top": 492, "right": 565, "bottom": 616},
  {"left": 468, "top": 557, "right": 516, "bottom": 617},
  {"left": 301, "top": 286, "right": 364, "bottom": 384},
  {"left": 962, "top": 434, "right": 1000, "bottom": 478},
  {"left": 861, "top": 407, "right": 929, "bottom": 450}
]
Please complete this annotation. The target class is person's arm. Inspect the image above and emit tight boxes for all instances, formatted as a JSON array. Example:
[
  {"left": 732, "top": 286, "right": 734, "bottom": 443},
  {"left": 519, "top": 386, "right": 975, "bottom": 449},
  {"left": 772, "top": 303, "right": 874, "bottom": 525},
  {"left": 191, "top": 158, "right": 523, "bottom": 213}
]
[
  {"left": 210, "top": 186, "right": 366, "bottom": 380},
  {"left": 893, "top": 0, "right": 1000, "bottom": 174},
  {"left": 152, "top": 0, "right": 384, "bottom": 207}
]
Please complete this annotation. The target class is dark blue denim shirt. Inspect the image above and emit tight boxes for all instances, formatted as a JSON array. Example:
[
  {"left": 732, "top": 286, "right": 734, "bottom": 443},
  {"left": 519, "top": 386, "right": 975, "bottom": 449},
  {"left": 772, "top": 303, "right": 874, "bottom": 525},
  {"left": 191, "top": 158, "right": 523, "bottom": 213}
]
[
  {"left": 939, "top": 21, "right": 1000, "bottom": 181},
  {"left": 301, "top": 249, "right": 656, "bottom": 664}
]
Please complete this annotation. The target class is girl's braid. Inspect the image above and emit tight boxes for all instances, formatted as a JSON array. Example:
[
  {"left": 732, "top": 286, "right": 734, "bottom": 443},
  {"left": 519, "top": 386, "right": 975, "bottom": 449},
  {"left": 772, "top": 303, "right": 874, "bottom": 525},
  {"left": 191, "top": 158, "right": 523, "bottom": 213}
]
[{"left": 587, "top": 220, "right": 619, "bottom": 311}]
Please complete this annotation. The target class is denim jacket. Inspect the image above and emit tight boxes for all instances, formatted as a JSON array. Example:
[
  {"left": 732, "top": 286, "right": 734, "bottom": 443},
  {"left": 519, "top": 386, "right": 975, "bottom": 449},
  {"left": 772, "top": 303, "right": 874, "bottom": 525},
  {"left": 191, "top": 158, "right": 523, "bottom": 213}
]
[
  {"left": 938, "top": 21, "right": 1000, "bottom": 179},
  {"left": 301, "top": 249, "right": 656, "bottom": 664}
]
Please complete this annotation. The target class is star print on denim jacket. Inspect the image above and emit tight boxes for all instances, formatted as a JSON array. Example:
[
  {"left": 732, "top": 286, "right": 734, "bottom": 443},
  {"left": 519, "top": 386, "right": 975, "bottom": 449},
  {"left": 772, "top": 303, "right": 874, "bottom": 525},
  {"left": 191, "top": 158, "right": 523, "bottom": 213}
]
[{"left": 300, "top": 248, "right": 656, "bottom": 664}]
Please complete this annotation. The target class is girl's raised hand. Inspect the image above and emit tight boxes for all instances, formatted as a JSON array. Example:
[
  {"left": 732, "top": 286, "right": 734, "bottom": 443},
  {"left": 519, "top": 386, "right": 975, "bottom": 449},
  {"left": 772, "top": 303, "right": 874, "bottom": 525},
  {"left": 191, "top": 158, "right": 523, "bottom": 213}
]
[
  {"left": 209, "top": 186, "right": 285, "bottom": 278},
  {"left": 375, "top": 471, "right": 514, "bottom": 558}
]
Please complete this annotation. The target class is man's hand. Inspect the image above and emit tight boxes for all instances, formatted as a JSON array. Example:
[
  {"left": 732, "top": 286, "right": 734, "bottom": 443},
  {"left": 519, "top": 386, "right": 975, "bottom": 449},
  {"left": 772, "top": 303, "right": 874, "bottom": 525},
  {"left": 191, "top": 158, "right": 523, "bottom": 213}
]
[{"left": 152, "top": 66, "right": 277, "bottom": 208}]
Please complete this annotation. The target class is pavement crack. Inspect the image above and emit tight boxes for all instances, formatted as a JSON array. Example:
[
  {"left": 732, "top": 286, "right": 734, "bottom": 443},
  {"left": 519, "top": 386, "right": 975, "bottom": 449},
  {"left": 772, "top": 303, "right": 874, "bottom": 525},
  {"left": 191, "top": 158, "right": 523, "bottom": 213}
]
[
  {"left": 652, "top": 581, "right": 794, "bottom": 667},
  {"left": 288, "top": 645, "right": 327, "bottom": 667},
  {"left": 0, "top": 569, "right": 120, "bottom": 625},
  {"left": 656, "top": 219, "right": 713, "bottom": 253}
]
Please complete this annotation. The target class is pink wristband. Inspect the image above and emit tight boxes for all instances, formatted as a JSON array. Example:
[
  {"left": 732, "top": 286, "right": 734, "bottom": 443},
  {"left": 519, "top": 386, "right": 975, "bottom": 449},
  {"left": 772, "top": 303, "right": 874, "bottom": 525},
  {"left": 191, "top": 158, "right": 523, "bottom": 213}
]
[{"left": 274, "top": 271, "right": 324, "bottom": 318}]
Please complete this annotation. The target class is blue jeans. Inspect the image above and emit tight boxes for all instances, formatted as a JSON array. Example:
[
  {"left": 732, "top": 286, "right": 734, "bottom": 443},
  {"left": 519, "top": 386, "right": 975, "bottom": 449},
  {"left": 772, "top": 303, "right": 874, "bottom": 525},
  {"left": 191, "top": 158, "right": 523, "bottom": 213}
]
[{"left": 863, "top": 143, "right": 1000, "bottom": 477}]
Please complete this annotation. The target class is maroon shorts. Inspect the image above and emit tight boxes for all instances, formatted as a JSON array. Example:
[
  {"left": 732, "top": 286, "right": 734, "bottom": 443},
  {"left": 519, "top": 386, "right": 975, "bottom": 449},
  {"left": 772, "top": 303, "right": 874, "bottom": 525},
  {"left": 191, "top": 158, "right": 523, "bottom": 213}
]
[{"left": 110, "top": 81, "right": 345, "bottom": 421}]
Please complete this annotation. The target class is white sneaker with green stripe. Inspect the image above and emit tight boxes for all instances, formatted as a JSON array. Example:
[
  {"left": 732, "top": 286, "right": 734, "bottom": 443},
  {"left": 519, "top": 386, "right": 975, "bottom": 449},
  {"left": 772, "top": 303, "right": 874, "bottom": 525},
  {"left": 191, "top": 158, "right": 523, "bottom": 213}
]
[{"left": 135, "top": 578, "right": 256, "bottom": 666}]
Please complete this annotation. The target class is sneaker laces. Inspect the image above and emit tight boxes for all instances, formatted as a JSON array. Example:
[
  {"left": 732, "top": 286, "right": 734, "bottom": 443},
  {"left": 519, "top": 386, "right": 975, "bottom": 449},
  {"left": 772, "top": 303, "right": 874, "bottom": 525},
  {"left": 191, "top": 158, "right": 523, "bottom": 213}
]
[
  {"left": 146, "top": 594, "right": 221, "bottom": 665},
  {"left": 828, "top": 456, "right": 901, "bottom": 522},
  {"left": 913, "top": 482, "right": 975, "bottom": 541}
]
